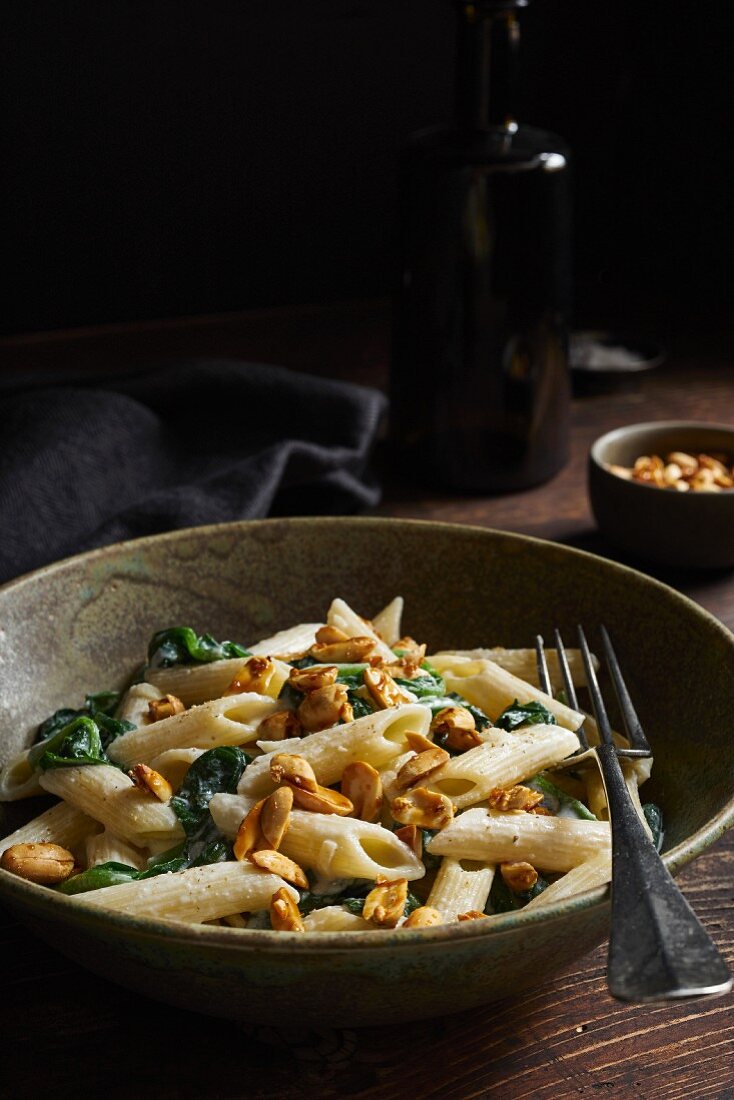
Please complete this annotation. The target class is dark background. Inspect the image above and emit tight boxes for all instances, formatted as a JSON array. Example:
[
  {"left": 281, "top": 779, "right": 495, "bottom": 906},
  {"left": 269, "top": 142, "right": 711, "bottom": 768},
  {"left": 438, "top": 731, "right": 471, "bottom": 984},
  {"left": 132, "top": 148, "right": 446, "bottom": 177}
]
[{"left": 2, "top": 0, "right": 732, "bottom": 341}]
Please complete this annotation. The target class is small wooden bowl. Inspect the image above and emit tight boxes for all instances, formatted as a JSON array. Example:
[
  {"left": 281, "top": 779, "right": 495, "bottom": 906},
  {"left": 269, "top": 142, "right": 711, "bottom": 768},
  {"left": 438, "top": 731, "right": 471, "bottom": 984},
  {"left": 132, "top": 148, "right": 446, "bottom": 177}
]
[{"left": 589, "top": 421, "right": 734, "bottom": 569}]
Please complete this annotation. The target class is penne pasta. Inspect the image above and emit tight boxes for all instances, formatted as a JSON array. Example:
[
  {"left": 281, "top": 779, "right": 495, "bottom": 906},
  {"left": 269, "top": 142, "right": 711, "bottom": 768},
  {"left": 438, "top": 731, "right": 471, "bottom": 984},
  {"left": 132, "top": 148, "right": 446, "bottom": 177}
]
[
  {"left": 0, "top": 748, "right": 44, "bottom": 801},
  {"left": 327, "top": 598, "right": 396, "bottom": 662},
  {"left": 429, "top": 808, "right": 610, "bottom": 872},
  {"left": 0, "top": 800, "right": 98, "bottom": 857},
  {"left": 432, "top": 648, "right": 596, "bottom": 690},
  {"left": 372, "top": 597, "right": 404, "bottom": 647},
  {"left": 523, "top": 851, "right": 611, "bottom": 910},
  {"left": 426, "top": 858, "right": 495, "bottom": 920},
  {"left": 248, "top": 623, "right": 324, "bottom": 660},
  {"left": 39, "top": 766, "right": 184, "bottom": 848},
  {"left": 80, "top": 862, "right": 297, "bottom": 923},
  {"left": 107, "top": 692, "right": 277, "bottom": 769},
  {"left": 86, "top": 829, "right": 148, "bottom": 871},
  {"left": 147, "top": 657, "right": 290, "bottom": 708},
  {"left": 279, "top": 810, "right": 425, "bottom": 881}
]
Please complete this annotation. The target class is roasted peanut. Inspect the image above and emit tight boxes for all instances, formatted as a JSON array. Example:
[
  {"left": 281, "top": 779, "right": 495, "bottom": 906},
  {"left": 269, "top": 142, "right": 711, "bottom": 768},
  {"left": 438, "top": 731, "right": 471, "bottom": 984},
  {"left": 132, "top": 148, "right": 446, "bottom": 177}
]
[
  {"left": 457, "top": 910, "right": 488, "bottom": 922},
  {"left": 297, "top": 683, "right": 353, "bottom": 732},
  {"left": 270, "top": 887, "right": 304, "bottom": 932},
  {"left": 395, "top": 824, "right": 423, "bottom": 860},
  {"left": 430, "top": 706, "right": 482, "bottom": 752},
  {"left": 363, "top": 667, "right": 414, "bottom": 710},
  {"left": 341, "top": 761, "right": 383, "bottom": 822},
  {"left": 288, "top": 665, "right": 338, "bottom": 693},
  {"left": 260, "top": 786, "right": 293, "bottom": 849},
  {"left": 270, "top": 753, "right": 318, "bottom": 793},
  {"left": 394, "top": 746, "right": 450, "bottom": 790},
  {"left": 403, "top": 906, "right": 444, "bottom": 928},
  {"left": 1, "top": 842, "right": 75, "bottom": 885},
  {"left": 234, "top": 799, "right": 265, "bottom": 861},
  {"left": 500, "top": 861, "right": 539, "bottom": 893},
  {"left": 251, "top": 849, "right": 308, "bottom": 889},
  {"left": 292, "top": 784, "right": 354, "bottom": 816},
  {"left": 487, "top": 785, "right": 544, "bottom": 812},
  {"left": 225, "top": 656, "right": 274, "bottom": 695},
  {"left": 128, "top": 763, "right": 174, "bottom": 802},
  {"left": 362, "top": 877, "right": 408, "bottom": 928},
  {"left": 310, "top": 636, "right": 376, "bottom": 663},
  {"left": 257, "top": 710, "right": 302, "bottom": 741},
  {"left": 147, "top": 694, "right": 185, "bottom": 722},
  {"left": 391, "top": 787, "right": 454, "bottom": 830}
]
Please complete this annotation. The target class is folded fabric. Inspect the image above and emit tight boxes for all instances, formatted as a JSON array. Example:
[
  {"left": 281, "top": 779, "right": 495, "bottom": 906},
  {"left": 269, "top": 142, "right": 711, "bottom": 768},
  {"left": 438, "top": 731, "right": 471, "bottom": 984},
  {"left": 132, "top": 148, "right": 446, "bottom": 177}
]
[{"left": 0, "top": 359, "right": 387, "bottom": 583}]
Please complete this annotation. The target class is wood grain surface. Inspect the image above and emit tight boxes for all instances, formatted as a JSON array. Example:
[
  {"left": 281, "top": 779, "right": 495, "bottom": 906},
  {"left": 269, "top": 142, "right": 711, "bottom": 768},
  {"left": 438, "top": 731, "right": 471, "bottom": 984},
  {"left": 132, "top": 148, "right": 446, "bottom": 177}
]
[{"left": 1, "top": 302, "right": 732, "bottom": 1099}]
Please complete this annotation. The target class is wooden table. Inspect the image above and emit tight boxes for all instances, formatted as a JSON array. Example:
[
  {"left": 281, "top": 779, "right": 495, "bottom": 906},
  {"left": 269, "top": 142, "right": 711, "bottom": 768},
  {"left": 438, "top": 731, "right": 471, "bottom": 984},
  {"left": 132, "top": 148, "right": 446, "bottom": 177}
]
[{"left": 1, "top": 303, "right": 733, "bottom": 1099}]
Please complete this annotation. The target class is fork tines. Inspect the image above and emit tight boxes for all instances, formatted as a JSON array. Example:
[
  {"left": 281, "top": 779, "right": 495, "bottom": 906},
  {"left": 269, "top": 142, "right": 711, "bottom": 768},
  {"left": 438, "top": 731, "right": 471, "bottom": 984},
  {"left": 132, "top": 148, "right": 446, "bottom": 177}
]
[{"left": 536, "top": 630, "right": 652, "bottom": 760}]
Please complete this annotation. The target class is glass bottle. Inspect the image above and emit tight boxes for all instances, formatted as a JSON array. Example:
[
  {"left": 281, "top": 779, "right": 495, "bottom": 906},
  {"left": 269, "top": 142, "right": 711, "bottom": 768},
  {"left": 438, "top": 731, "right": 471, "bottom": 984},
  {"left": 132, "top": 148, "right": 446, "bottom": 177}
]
[{"left": 391, "top": 0, "right": 572, "bottom": 493}]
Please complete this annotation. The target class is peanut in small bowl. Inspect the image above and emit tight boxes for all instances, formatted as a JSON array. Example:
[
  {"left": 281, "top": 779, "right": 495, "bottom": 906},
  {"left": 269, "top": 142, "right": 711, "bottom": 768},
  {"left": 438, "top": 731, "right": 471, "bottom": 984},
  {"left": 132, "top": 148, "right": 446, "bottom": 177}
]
[{"left": 589, "top": 421, "right": 734, "bottom": 568}]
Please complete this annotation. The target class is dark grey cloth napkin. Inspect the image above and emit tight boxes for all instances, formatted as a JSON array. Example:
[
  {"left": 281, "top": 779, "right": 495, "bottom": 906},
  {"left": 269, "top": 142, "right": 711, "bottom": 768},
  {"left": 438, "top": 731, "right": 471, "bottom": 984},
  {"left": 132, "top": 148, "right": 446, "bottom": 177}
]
[{"left": 0, "top": 359, "right": 387, "bottom": 583}]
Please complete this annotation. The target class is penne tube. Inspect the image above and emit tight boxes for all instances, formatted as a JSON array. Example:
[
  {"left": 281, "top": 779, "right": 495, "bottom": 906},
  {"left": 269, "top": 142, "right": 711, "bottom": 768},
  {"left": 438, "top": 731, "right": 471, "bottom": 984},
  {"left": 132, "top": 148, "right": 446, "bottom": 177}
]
[
  {"left": 107, "top": 692, "right": 277, "bottom": 768},
  {"left": 429, "top": 808, "right": 610, "bottom": 872},
  {"left": 0, "top": 800, "right": 98, "bottom": 857},
  {"left": 147, "top": 658, "right": 290, "bottom": 708},
  {"left": 85, "top": 829, "right": 148, "bottom": 870},
  {"left": 279, "top": 810, "right": 425, "bottom": 882},
  {"left": 39, "top": 766, "right": 184, "bottom": 848},
  {"left": 524, "top": 851, "right": 611, "bottom": 910},
  {"left": 236, "top": 703, "right": 431, "bottom": 798},
  {"left": 248, "top": 623, "right": 324, "bottom": 660},
  {"left": 371, "top": 597, "right": 404, "bottom": 647},
  {"left": 0, "top": 748, "right": 44, "bottom": 801},
  {"left": 429, "top": 657, "right": 586, "bottom": 731},
  {"left": 116, "top": 682, "right": 161, "bottom": 726},
  {"left": 427, "top": 724, "right": 579, "bottom": 809},
  {"left": 327, "top": 598, "right": 395, "bottom": 662},
  {"left": 302, "top": 906, "right": 377, "bottom": 933},
  {"left": 79, "top": 861, "right": 297, "bottom": 923},
  {"left": 426, "top": 858, "right": 495, "bottom": 920},
  {"left": 148, "top": 747, "right": 205, "bottom": 791},
  {"left": 209, "top": 792, "right": 258, "bottom": 837},
  {"left": 432, "top": 648, "right": 596, "bottom": 690}
]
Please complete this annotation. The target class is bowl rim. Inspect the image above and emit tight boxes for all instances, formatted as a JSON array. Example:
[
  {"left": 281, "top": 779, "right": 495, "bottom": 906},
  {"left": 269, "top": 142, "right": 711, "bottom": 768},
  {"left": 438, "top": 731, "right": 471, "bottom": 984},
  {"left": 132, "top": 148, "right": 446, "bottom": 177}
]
[
  {"left": 2, "top": 515, "right": 734, "bottom": 952},
  {"left": 590, "top": 420, "right": 734, "bottom": 484}
]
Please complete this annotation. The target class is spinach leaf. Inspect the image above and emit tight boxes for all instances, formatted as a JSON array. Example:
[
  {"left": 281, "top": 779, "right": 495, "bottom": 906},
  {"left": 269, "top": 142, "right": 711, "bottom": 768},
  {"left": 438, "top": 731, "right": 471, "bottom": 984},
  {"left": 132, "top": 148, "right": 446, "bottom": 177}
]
[
  {"left": 494, "top": 699, "right": 557, "bottom": 731},
  {"left": 393, "top": 661, "right": 445, "bottom": 699},
  {"left": 56, "top": 862, "right": 142, "bottom": 895},
  {"left": 347, "top": 692, "right": 374, "bottom": 719},
  {"left": 526, "top": 774, "right": 597, "bottom": 821},
  {"left": 147, "top": 627, "right": 250, "bottom": 669},
  {"left": 420, "top": 829, "right": 442, "bottom": 871},
  {"left": 169, "top": 746, "right": 250, "bottom": 866},
  {"left": 642, "top": 803, "right": 664, "bottom": 852},
  {"left": 35, "top": 690, "right": 125, "bottom": 744},
  {"left": 29, "top": 716, "right": 111, "bottom": 771}
]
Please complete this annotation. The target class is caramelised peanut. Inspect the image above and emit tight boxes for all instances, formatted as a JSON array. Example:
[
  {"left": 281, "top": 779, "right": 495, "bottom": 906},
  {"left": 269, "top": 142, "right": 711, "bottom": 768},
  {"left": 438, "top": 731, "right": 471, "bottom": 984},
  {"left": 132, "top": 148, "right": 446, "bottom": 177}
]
[
  {"left": 362, "top": 876, "right": 408, "bottom": 928},
  {"left": 1, "top": 842, "right": 75, "bottom": 885},
  {"left": 403, "top": 906, "right": 444, "bottom": 929},
  {"left": 430, "top": 706, "right": 482, "bottom": 753},
  {"left": 501, "top": 861, "right": 539, "bottom": 893},
  {"left": 363, "top": 667, "right": 414, "bottom": 710},
  {"left": 270, "top": 887, "right": 304, "bottom": 932},
  {"left": 270, "top": 753, "right": 318, "bottom": 793},
  {"left": 234, "top": 799, "right": 266, "bottom": 861},
  {"left": 381, "top": 651, "right": 426, "bottom": 680},
  {"left": 310, "top": 636, "right": 376, "bottom": 663},
  {"left": 403, "top": 731, "right": 435, "bottom": 754},
  {"left": 128, "top": 763, "right": 174, "bottom": 803},
  {"left": 225, "top": 656, "right": 274, "bottom": 695},
  {"left": 391, "top": 787, "right": 454, "bottom": 830},
  {"left": 633, "top": 455, "right": 665, "bottom": 486},
  {"left": 292, "top": 784, "right": 354, "bottom": 816},
  {"left": 457, "top": 910, "right": 488, "bottom": 922},
  {"left": 395, "top": 824, "right": 423, "bottom": 860},
  {"left": 147, "top": 693, "right": 185, "bottom": 722},
  {"left": 394, "top": 746, "right": 450, "bottom": 791},
  {"left": 251, "top": 849, "right": 308, "bottom": 889},
  {"left": 341, "top": 761, "right": 383, "bottom": 822},
  {"left": 288, "top": 665, "right": 338, "bottom": 693},
  {"left": 298, "top": 683, "right": 353, "bottom": 732},
  {"left": 487, "top": 785, "right": 544, "bottom": 812},
  {"left": 257, "top": 709, "right": 303, "bottom": 741},
  {"left": 394, "top": 636, "right": 427, "bottom": 660},
  {"left": 260, "top": 786, "right": 294, "bottom": 849}
]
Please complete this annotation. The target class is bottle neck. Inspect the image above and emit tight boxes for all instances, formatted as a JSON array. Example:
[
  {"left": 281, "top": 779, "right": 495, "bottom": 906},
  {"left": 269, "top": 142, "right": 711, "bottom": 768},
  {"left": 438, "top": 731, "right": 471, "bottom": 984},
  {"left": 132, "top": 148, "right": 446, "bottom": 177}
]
[{"left": 455, "top": 3, "right": 521, "bottom": 133}]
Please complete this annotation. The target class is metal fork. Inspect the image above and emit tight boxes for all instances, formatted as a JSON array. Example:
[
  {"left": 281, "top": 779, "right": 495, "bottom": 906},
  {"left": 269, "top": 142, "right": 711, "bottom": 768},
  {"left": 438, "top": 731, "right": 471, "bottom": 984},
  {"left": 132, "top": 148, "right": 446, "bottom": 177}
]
[{"left": 535, "top": 627, "right": 732, "bottom": 1003}]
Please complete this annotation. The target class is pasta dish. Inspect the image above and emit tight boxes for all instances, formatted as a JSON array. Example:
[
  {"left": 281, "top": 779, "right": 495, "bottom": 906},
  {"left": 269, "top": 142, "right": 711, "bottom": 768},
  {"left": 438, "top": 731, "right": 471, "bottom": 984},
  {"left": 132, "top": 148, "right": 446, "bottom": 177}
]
[{"left": 0, "top": 597, "right": 660, "bottom": 932}]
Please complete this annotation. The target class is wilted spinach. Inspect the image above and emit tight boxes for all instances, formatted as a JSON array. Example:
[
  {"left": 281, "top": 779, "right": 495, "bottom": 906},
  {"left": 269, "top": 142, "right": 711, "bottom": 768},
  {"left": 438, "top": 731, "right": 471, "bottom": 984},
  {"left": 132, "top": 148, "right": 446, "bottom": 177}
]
[
  {"left": 494, "top": 699, "right": 557, "bottom": 732},
  {"left": 169, "top": 746, "right": 251, "bottom": 865},
  {"left": 526, "top": 774, "right": 597, "bottom": 821},
  {"left": 393, "top": 661, "right": 445, "bottom": 699},
  {"left": 642, "top": 802, "right": 664, "bottom": 852},
  {"left": 34, "top": 690, "right": 124, "bottom": 744},
  {"left": 487, "top": 872, "right": 549, "bottom": 914},
  {"left": 56, "top": 861, "right": 143, "bottom": 895},
  {"left": 147, "top": 627, "right": 250, "bottom": 669}
]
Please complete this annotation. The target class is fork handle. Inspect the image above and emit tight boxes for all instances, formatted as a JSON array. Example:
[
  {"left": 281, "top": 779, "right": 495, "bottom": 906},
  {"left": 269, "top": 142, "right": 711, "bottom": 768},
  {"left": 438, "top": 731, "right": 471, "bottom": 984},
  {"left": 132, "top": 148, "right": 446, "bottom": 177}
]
[{"left": 595, "top": 742, "right": 732, "bottom": 1002}]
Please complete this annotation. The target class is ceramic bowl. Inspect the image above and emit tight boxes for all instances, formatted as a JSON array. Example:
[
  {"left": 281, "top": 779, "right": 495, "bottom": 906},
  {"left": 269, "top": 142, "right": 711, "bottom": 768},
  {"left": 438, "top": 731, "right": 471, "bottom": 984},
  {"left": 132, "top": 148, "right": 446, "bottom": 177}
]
[
  {"left": 1, "top": 518, "right": 733, "bottom": 1026},
  {"left": 589, "top": 421, "right": 734, "bottom": 569}
]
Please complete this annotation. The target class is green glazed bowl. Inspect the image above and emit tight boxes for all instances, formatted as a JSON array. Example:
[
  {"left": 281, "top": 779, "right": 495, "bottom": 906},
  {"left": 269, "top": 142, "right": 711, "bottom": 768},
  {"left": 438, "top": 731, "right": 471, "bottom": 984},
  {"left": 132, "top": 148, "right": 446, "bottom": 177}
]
[{"left": 1, "top": 518, "right": 733, "bottom": 1026}]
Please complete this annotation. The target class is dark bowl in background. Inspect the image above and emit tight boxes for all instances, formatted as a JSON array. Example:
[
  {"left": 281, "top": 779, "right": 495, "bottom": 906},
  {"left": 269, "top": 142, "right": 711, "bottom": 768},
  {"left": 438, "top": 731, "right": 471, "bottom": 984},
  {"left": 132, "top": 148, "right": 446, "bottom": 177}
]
[{"left": 589, "top": 421, "right": 734, "bottom": 569}]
